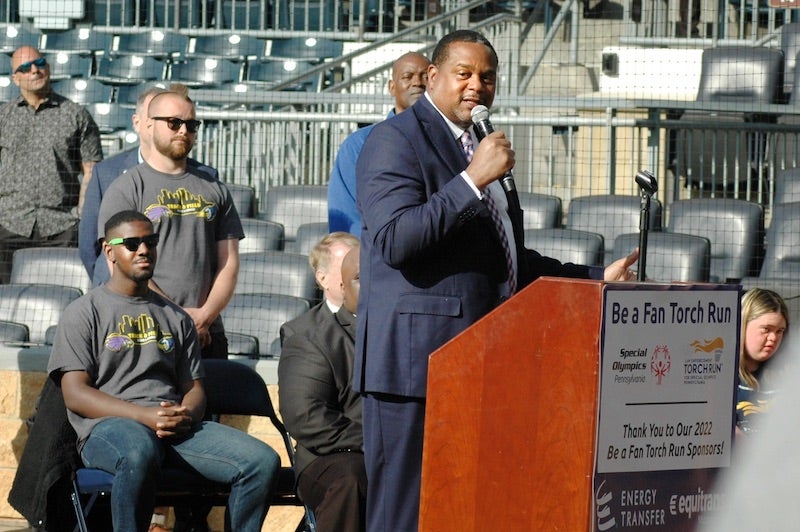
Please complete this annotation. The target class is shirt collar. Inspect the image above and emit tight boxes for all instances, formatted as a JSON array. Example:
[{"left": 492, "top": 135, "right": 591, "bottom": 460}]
[{"left": 424, "top": 91, "right": 473, "bottom": 143}]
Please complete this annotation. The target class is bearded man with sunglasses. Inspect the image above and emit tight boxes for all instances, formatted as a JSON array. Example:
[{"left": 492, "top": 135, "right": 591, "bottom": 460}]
[
  {"left": 97, "top": 90, "right": 243, "bottom": 367},
  {"left": 0, "top": 46, "right": 103, "bottom": 283}
]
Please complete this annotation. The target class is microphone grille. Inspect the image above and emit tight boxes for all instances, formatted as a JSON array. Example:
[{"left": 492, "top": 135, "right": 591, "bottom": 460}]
[{"left": 470, "top": 105, "right": 489, "bottom": 124}]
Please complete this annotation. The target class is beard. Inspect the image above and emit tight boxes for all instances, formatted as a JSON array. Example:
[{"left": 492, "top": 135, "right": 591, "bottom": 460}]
[
  {"left": 130, "top": 264, "right": 154, "bottom": 282},
  {"left": 154, "top": 134, "right": 194, "bottom": 160}
]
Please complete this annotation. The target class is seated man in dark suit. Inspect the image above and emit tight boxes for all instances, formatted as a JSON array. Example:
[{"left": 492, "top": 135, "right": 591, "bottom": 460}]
[
  {"left": 279, "top": 231, "right": 359, "bottom": 344},
  {"left": 278, "top": 244, "right": 366, "bottom": 532}
]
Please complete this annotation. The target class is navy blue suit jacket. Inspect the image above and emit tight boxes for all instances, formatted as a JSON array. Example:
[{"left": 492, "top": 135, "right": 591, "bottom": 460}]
[
  {"left": 78, "top": 148, "right": 139, "bottom": 284},
  {"left": 354, "top": 96, "right": 596, "bottom": 399},
  {"left": 78, "top": 149, "right": 219, "bottom": 286}
]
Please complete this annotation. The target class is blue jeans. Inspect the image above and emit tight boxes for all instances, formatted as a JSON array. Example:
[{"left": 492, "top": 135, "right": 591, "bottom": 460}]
[{"left": 80, "top": 417, "right": 280, "bottom": 532}]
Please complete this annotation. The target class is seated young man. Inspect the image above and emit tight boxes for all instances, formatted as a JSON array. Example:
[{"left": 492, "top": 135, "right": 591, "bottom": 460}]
[{"left": 48, "top": 210, "right": 280, "bottom": 532}]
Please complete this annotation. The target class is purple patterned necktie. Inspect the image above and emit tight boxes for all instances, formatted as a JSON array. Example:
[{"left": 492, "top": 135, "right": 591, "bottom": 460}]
[{"left": 459, "top": 131, "right": 516, "bottom": 294}]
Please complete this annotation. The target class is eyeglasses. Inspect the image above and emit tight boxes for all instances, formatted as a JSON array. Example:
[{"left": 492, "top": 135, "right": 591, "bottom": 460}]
[
  {"left": 150, "top": 116, "right": 202, "bottom": 133},
  {"left": 107, "top": 234, "right": 160, "bottom": 252},
  {"left": 14, "top": 57, "right": 47, "bottom": 74}
]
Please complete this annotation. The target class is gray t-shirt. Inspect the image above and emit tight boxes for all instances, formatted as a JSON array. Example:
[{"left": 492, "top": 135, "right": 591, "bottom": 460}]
[
  {"left": 48, "top": 286, "right": 204, "bottom": 450},
  {"left": 96, "top": 162, "right": 244, "bottom": 333}
]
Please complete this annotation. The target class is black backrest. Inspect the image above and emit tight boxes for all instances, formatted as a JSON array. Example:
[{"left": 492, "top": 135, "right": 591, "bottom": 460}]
[
  {"left": 696, "top": 46, "right": 784, "bottom": 104},
  {"left": 668, "top": 198, "right": 764, "bottom": 282}
]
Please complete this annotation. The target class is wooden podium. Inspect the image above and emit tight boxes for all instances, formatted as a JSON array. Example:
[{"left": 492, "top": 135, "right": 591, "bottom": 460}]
[{"left": 419, "top": 277, "right": 604, "bottom": 531}]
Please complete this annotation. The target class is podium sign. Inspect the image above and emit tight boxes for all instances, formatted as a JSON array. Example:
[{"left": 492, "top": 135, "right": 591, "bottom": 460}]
[{"left": 594, "top": 284, "right": 739, "bottom": 531}]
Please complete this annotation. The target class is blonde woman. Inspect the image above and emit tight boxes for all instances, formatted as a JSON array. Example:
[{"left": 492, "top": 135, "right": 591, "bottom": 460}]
[{"left": 736, "top": 288, "right": 790, "bottom": 435}]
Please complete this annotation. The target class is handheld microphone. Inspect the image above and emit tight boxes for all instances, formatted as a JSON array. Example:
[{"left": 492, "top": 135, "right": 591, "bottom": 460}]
[{"left": 470, "top": 105, "right": 517, "bottom": 196}]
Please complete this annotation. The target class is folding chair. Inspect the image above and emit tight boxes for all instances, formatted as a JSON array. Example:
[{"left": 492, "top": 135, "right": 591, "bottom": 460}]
[{"left": 70, "top": 359, "right": 315, "bottom": 531}]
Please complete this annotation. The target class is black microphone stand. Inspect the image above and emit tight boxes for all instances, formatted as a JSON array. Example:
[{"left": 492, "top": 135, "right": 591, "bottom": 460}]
[
  {"left": 634, "top": 170, "right": 658, "bottom": 282},
  {"left": 637, "top": 193, "right": 650, "bottom": 282}
]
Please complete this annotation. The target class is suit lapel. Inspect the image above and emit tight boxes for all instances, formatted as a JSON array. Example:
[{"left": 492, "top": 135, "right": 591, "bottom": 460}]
[
  {"left": 336, "top": 309, "right": 356, "bottom": 342},
  {"left": 414, "top": 97, "right": 468, "bottom": 180}
]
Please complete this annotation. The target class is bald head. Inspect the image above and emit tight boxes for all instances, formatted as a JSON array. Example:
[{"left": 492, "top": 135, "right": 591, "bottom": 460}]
[
  {"left": 388, "top": 51, "right": 430, "bottom": 113},
  {"left": 11, "top": 46, "right": 50, "bottom": 102}
]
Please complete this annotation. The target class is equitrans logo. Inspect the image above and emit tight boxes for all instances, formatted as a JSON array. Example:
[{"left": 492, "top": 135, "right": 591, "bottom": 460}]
[{"left": 684, "top": 337, "right": 725, "bottom": 384}]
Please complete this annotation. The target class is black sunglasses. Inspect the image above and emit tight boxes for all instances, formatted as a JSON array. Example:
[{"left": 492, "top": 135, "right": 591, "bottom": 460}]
[
  {"left": 150, "top": 116, "right": 202, "bottom": 133},
  {"left": 14, "top": 57, "right": 47, "bottom": 74},
  {"left": 107, "top": 234, "right": 160, "bottom": 252}
]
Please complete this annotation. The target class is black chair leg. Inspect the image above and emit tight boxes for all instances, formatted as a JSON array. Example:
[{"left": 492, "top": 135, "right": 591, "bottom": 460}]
[{"left": 70, "top": 478, "right": 90, "bottom": 532}]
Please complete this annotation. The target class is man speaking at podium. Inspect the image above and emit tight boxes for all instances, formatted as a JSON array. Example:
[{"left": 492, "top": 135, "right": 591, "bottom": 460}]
[{"left": 354, "top": 29, "right": 639, "bottom": 532}]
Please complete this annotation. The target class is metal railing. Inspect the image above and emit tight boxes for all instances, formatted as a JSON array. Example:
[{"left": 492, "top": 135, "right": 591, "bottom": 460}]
[{"left": 166, "top": 93, "right": 800, "bottom": 222}]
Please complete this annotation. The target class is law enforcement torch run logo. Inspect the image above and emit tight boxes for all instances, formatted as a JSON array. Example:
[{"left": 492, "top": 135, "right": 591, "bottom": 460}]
[{"left": 650, "top": 345, "right": 670, "bottom": 384}]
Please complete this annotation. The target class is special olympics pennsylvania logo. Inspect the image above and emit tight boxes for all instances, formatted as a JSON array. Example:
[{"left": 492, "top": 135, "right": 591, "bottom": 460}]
[{"left": 650, "top": 345, "right": 670, "bottom": 384}]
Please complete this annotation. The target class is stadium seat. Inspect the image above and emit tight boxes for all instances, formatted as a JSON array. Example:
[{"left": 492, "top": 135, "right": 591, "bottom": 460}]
[
  {"left": 668, "top": 198, "right": 764, "bottom": 282},
  {"left": 268, "top": 36, "right": 343, "bottom": 62},
  {"left": 0, "top": 319, "right": 28, "bottom": 343},
  {"left": 292, "top": 222, "right": 329, "bottom": 255},
  {"left": 47, "top": 53, "right": 92, "bottom": 80},
  {"left": 85, "top": 102, "right": 132, "bottom": 134},
  {"left": 188, "top": 82, "right": 255, "bottom": 110},
  {"left": 94, "top": 56, "right": 166, "bottom": 85},
  {"left": 677, "top": 46, "right": 783, "bottom": 190},
  {"left": 239, "top": 218, "right": 284, "bottom": 254},
  {"left": 0, "top": 283, "right": 82, "bottom": 344},
  {"left": 518, "top": 191, "right": 563, "bottom": 230},
  {"left": 10, "top": 247, "right": 92, "bottom": 294},
  {"left": 71, "top": 359, "right": 316, "bottom": 531},
  {"left": 226, "top": 182, "right": 257, "bottom": 218},
  {"left": 0, "top": 76, "right": 18, "bottom": 103},
  {"left": 259, "top": 185, "right": 328, "bottom": 244},
  {"left": 50, "top": 78, "right": 114, "bottom": 104},
  {"left": 237, "top": 251, "right": 317, "bottom": 301},
  {"left": 221, "top": 293, "right": 310, "bottom": 358},
  {"left": 774, "top": 168, "right": 800, "bottom": 204},
  {"left": 613, "top": 232, "right": 711, "bottom": 282},
  {"left": 566, "top": 194, "right": 662, "bottom": 266},
  {"left": 781, "top": 23, "right": 800, "bottom": 99},
  {"left": 0, "top": 25, "right": 41, "bottom": 54},
  {"left": 244, "top": 59, "right": 320, "bottom": 91},
  {"left": 774, "top": 65, "right": 800, "bottom": 169},
  {"left": 169, "top": 58, "right": 242, "bottom": 87},
  {"left": 524, "top": 228, "right": 604, "bottom": 267},
  {"left": 115, "top": 81, "right": 169, "bottom": 108},
  {"left": 112, "top": 30, "right": 189, "bottom": 61},
  {"left": 188, "top": 34, "right": 265, "bottom": 61},
  {"left": 757, "top": 201, "right": 800, "bottom": 280},
  {"left": 41, "top": 28, "right": 113, "bottom": 57},
  {"left": 226, "top": 332, "right": 259, "bottom": 358}
]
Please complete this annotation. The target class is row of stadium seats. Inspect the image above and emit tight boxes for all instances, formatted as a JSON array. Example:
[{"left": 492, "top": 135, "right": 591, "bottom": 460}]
[
  {"left": 5, "top": 174, "right": 800, "bottom": 356},
  {"left": 0, "top": 27, "right": 343, "bottom": 63},
  {"left": 2, "top": 0, "right": 394, "bottom": 32}
]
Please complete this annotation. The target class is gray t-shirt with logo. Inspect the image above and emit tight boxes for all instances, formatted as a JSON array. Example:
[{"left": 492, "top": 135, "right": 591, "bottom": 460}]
[
  {"left": 96, "top": 162, "right": 244, "bottom": 334},
  {"left": 48, "top": 286, "right": 204, "bottom": 450}
]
